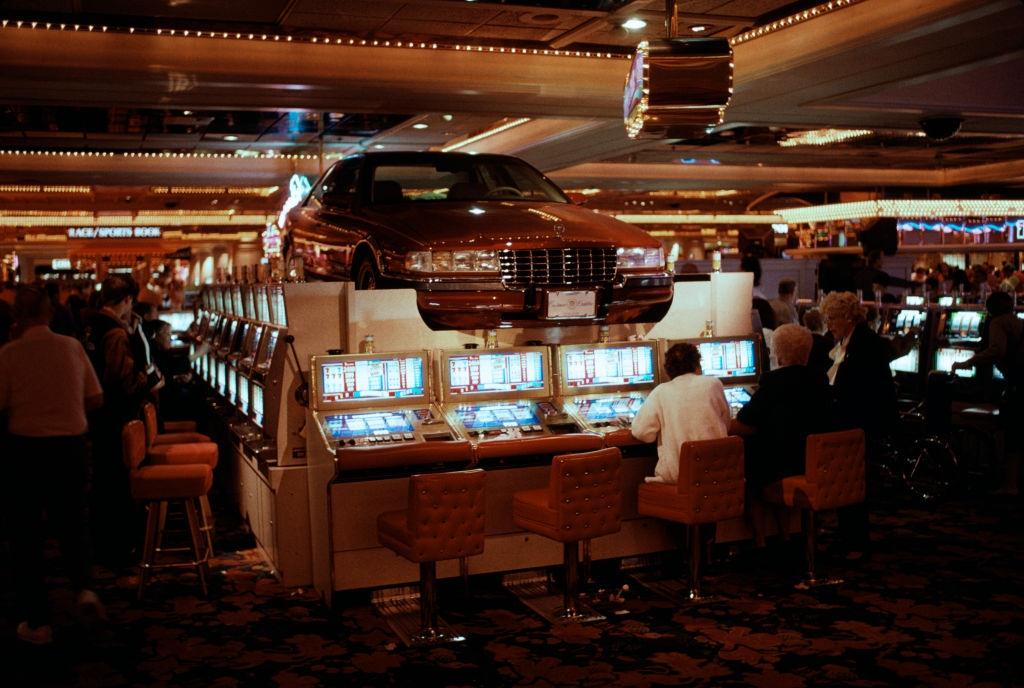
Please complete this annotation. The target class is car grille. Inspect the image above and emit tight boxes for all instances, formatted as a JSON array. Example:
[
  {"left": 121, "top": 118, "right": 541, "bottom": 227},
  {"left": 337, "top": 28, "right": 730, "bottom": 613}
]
[{"left": 498, "top": 247, "right": 617, "bottom": 287}]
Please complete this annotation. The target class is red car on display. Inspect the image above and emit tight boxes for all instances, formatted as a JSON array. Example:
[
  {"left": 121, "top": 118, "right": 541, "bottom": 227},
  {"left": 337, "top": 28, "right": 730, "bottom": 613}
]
[{"left": 284, "top": 152, "right": 672, "bottom": 330}]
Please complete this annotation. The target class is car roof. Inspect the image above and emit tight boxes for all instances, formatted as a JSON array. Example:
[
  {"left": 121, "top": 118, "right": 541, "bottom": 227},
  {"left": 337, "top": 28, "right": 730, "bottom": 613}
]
[{"left": 341, "top": 151, "right": 524, "bottom": 165}]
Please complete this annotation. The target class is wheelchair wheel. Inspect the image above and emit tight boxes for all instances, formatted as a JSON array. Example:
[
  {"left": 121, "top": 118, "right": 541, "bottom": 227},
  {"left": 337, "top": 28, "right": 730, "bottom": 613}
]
[{"left": 902, "top": 435, "right": 959, "bottom": 503}]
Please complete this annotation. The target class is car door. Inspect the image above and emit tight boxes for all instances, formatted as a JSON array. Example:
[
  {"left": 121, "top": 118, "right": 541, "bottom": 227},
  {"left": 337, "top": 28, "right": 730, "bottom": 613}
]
[{"left": 295, "top": 159, "right": 363, "bottom": 278}]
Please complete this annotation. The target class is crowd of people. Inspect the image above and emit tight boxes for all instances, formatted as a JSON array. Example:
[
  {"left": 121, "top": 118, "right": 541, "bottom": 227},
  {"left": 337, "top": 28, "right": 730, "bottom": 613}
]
[{"left": 0, "top": 275, "right": 197, "bottom": 645}]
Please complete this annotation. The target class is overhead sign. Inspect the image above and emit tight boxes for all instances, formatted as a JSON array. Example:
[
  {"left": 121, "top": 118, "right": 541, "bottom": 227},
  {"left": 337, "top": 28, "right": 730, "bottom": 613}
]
[
  {"left": 51, "top": 258, "right": 72, "bottom": 270},
  {"left": 67, "top": 227, "right": 161, "bottom": 239}
]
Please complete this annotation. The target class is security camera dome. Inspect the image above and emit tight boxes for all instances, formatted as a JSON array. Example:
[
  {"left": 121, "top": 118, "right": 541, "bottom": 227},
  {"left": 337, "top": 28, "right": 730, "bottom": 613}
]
[{"left": 918, "top": 116, "right": 963, "bottom": 141}]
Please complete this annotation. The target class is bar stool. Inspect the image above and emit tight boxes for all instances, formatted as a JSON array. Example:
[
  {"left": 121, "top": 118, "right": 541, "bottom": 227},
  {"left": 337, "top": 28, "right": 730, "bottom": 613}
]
[
  {"left": 142, "top": 402, "right": 211, "bottom": 446},
  {"left": 142, "top": 402, "right": 218, "bottom": 553},
  {"left": 377, "top": 469, "right": 486, "bottom": 645},
  {"left": 637, "top": 436, "right": 745, "bottom": 601},
  {"left": 762, "top": 428, "right": 865, "bottom": 589},
  {"left": 122, "top": 420, "right": 213, "bottom": 599},
  {"left": 512, "top": 447, "right": 622, "bottom": 622}
]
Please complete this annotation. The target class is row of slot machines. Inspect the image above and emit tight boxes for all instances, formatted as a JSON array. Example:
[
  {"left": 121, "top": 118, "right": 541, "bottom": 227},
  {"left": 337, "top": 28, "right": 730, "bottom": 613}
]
[
  {"left": 878, "top": 304, "right": 1024, "bottom": 390},
  {"left": 309, "top": 335, "right": 761, "bottom": 464},
  {"left": 192, "top": 283, "right": 290, "bottom": 463}
]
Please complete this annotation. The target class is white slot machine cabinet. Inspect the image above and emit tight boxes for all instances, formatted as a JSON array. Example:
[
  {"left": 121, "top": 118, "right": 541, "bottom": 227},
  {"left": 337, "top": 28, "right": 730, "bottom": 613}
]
[
  {"left": 930, "top": 307, "right": 985, "bottom": 378},
  {"left": 306, "top": 350, "right": 473, "bottom": 600},
  {"left": 438, "top": 346, "right": 604, "bottom": 464},
  {"left": 555, "top": 340, "right": 660, "bottom": 447},
  {"left": 665, "top": 335, "right": 761, "bottom": 417}
]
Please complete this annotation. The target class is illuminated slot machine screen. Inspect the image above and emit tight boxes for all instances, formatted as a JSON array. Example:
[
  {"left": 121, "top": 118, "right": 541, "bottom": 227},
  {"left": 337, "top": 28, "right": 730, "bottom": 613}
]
[
  {"left": 216, "top": 360, "right": 227, "bottom": 393},
  {"left": 687, "top": 337, "right": 759, "bottom": 384},
  {"left": 246, "top": 325, "right": 265, "bottom": 361},
  {"left": 255, "top": 328, "right": 280, "bottom": 371},
  {"left": 233, "top": 322, "right": 250, "bottom": 355},
  {"left": 1017, "top": 312, "right": 1024, "bottom": 321},
  {"left": 905, "top": 295, "right": 925, "bottom": 306},
  {"left": 322, "top": 411, "right": 415, "bottom": 439},
  {"left": 231, "top": 286, "right": 243, "bottom": 318},
  {"left": 252, "top": 384, "right": 265, "bottom": 427},
  {"left": 255, "top": 286, "right": 270, "bottom": 322},
  {"left": 559, "top": 342, "right": 658, "bottom": 393},
  {"left": 571, "top": 394, "right": 646, "bottom": 422},
  {"left": 945, "top": 310, "right": 983, "bottom": 342},
  {"left": 227, "top": 367, "right": 237, "bottom": 402},
  {"left": 934, "top": 347, "right": 975, "bottom": 378},
  {"left": 453, "top": 400, "right": 540, "bottom": 431},
  {"left": 164, "top": 311, "right": 194, "bottom": 333},
  {"left": 241, "top": 286, "right": 254, "bottom": 320},
  {"left": 316, "top": 352, "right": 428, "bottom": 409},
  {"left": 214, "top": 288, "right": 225, "bottom": 313},
  {"left": 269, "top": 285, "right": 287, "bottom": 326},
  {"left": 219, "top": 319, "right": 238, "bottom": 351},
  {"left": 444, "top": 348, "right": 548, "bottom": 399},
  {"left": 723, "top": 387, "right": 752, "bottom": 415},
  {"left": 937, "top": 295, "right": 954, "bottom": 307},
  {"left": 893, "top": 309, "right": 925, "bottom": 336},
  {"left": 890, "top": 347, "right": 919, "bottom": 375},
  {"left": 238, "top": 375, "right": 250, "bottom": 415}
]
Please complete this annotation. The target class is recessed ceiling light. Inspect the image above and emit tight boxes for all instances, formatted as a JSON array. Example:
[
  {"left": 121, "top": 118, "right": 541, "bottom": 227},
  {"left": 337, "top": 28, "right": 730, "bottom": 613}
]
[
  {"left": 374, "top": 144, "right": 385, "bottom": 149},
  {"left": 412, "top": 123, "right": 429, "bottom": 130},
  {"left": 223, "top": 135, "right": 238, "bottom": 142},
  {"left": 689, "top": 24, "right": 708, "bottom": 33},
  {"left": 183, "top": 110, "right": 193, "bottom": 116},
  {"left": 621, "top": 18, "right": 647, "bottom": 30},
  {"left": 442, "top": 114, "right": 454, "bottom": 122}
]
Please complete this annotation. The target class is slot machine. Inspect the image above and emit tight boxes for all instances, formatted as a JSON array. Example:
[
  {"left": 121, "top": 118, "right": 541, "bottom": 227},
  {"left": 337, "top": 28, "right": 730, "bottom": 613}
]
[
  {"left": 438, "top": 346, "right": 603, "bottom": 463},
  {"left": 663, "top": 335, "right": 761, "bottom": 417},
  {"left": 929, "top": 306, "right": 984, "bottom": 378},
  {"left": 311, "top": 350, "right": 462, "bottom": 450},
  {"left": 933, "top": 346, "right": 977, "bottom": 379},
  {"left": 247, "top": 283, "right": 294, "bottom": 465},
  {"left": 879, "top": 305, "right": 932, "bottom": 392},
  {"left": 555, "top": 340, "right": 660, "bottom": 446}
]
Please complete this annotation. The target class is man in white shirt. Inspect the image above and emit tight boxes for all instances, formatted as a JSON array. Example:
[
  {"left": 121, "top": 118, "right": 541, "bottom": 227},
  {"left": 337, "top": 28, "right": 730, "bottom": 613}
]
[
  {"left": 631, "top": 342, "right": 731, "bottom": 483},
  {"left": 0, "top": 285, "right": 105, "bottom": 645}
]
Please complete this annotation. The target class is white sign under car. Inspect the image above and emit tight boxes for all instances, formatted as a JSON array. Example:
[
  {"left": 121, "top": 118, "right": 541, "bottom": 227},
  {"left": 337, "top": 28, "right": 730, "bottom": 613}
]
[{"left": 546, "top": 290, "right": 597, "bottom": 319}]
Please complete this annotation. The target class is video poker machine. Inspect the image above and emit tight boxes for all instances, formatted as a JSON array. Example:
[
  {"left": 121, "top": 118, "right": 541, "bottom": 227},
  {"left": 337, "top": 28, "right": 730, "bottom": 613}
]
[
  {"left": 439, "top": 347, "right": 575, "bottom": 439},
  {"left": 311, "top": 351, "right": 458, "bottom": 451},
  {"left": 880, "top": 306, "right": 932, "bottom": 390},
  {"left": 667, "top": 335, "right": 761, "bottom": 417},
  {"left": 556, "top": 341, "right": 660, "bottom": 438}
]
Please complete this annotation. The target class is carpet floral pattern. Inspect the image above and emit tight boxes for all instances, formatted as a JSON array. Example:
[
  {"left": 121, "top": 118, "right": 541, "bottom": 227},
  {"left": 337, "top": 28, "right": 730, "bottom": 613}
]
[{"left": 3, "top": 496, "right": 1022, "bottom": 687}]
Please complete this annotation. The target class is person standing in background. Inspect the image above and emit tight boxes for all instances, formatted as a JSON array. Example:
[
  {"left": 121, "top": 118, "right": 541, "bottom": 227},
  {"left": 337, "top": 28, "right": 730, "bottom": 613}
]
[
  {"left": 769, "top": 278, "right": 799, "bottom": 326},
  {"left": 84, "top": 276, "right": 164, "bottom": 562},
  {"left": 0, "top": 285, "right": 105, "bottom": 645}
]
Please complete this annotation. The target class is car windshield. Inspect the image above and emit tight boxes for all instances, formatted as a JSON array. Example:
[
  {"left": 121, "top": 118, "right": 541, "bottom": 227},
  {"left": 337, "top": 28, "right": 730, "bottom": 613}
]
[{"left": 366, "top": 157, "right": 569, "bottom": 204}]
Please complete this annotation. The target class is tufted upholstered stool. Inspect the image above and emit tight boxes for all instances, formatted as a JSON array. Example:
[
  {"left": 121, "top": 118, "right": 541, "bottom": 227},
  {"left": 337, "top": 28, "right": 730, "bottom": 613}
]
[
  {"left": 637, "top": 436, "right": 745, "bottom": 601},
  {"left": 512, "top": 447, "right": 622, "bottom": 621},
  {"left": 141, "top": 402, "right": 218, "bottom": 553},
  {"left": 762, "top": 428, "right": 865, "bottom": 588},
  {"left": 377, "top": 469, "right": 486, "bottom": 645},
  {"left": 142, "top": 402, "right": 211, "bottom": 446},
  {"left": 122, "top": 420, "right": 213, "bottom": 600}
]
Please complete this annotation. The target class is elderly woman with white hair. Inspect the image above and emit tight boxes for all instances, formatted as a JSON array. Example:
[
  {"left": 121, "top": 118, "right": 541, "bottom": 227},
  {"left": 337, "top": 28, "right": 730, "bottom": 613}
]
[
  {"left": 818, "top": 291, "right": 898, "bottom": 557},
  {"left": 729, "top": 324, "right": 835, "bottom": 546}
]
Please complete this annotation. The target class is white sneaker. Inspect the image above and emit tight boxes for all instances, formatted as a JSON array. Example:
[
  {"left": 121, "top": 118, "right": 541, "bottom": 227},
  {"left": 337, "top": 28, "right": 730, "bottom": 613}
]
[
  {"left": 76, "top": 589, "right": 107, "bottom": 621},
  {"left": 16, "top": 621, "right": 53, "bottom": 645}
]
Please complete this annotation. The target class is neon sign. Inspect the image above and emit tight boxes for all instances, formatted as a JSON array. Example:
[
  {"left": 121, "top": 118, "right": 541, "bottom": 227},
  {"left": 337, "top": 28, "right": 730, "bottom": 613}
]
[
  {"left": 278, "top": 173, "right": 312, "bottom": 228},
  {"left": 67, "top": 227, "right": 161, "bottom": 238}
]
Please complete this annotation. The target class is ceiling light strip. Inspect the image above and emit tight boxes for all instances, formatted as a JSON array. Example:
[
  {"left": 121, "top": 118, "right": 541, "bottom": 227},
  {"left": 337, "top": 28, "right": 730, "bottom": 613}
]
[
  {"left": 441, "top": 117, "right": 532, "bottom": 152},
  {"left": 730, "top": 0, "right": 864, "bottom": 45},
  {"left": 0, "top": 214, "right": 275, "bottom": 227},
  {"left": 778, "top": 128, "right": 874, "bottom": 147},
  {"left": 0, "top": 19, "right": 625, "bottom": 60},
  {"left": 0, "top": 150, "right": 317, "bottom": 160},
  {"left": 776, "top": 200, "right": 1024, "bottom": 224},
  {"left": 614, "top": 213, "right": 784, "bottom": 224}
]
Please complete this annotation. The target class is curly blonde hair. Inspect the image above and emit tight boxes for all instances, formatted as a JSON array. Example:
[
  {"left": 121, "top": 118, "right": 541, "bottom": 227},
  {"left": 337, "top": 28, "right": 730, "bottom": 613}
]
[
  {"left": 819, "top": 291, "right": 865, "bottom": 325},
  {"left": 773, "top": 324, "right": 813, "bottom": 367}
]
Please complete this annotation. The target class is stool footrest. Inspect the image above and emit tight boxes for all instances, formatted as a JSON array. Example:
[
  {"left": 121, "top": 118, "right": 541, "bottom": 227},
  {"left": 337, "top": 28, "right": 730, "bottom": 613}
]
[
  {"left": 371, "top": 587, "right": 466, "bottom": 647},
  {"left": 502, "top": 571, "right": 604, "bottom": 624}
]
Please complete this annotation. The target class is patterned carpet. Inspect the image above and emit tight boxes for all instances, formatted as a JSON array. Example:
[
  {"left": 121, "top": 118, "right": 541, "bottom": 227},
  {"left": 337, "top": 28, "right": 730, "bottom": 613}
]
[{"left": 3, "top": 493, "right": 1022, "bottom": 688}]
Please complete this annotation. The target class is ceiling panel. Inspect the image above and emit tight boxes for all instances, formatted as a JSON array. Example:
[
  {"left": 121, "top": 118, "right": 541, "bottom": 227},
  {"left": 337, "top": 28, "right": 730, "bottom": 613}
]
[
  {"left": 283, "top": 14, "right": 386, "bottom": 32},
  {"left": 79, "top": 0, "right": 289, "bottom": 23},
  {"left": 380, "top": 19, "right": 480, "bottom": 37},
  {"left": 288, "top": 0, "right": 406, "bottom": 19}
]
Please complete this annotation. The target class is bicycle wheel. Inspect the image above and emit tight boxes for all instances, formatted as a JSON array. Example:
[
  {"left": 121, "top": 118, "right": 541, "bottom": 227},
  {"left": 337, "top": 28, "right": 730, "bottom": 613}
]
[{"left": 902, "top": 435, "right": 959, "bottom": 503}]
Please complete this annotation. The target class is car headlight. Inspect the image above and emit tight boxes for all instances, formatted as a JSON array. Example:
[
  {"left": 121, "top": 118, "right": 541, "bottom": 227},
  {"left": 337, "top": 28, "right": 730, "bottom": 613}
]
[
  {"left": 616, "top": 246, "right": 664, "bottom": 269},
  {"left": 405, "top": 250, "right": 500, "bottom": 273}
]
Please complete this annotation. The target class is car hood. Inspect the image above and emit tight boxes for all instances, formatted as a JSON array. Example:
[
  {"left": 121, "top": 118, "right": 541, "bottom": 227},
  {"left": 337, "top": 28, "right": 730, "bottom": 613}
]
[{"left": 359, "top": 201, "right": 658, "bottom": 250}]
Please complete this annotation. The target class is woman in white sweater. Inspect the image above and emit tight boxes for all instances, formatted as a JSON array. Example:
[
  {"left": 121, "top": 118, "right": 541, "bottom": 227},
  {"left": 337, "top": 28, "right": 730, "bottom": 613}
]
[{"left": 631, "top": 342, "right": 731, "bottom": 484}]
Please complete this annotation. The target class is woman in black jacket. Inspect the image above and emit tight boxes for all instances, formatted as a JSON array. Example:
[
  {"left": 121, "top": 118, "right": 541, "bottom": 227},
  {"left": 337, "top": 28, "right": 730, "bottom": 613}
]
[{"left": 820, "top": 291, "right": 898, "bottom": 556}]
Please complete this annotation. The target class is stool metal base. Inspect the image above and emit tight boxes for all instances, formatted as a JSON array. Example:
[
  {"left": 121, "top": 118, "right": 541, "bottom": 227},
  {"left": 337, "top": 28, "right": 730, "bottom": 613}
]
[
  {"left": 372, "top": 586, "right": 466, "bottom": 647},
  {"left": 795, "top": 575, "right": 844, "bottom": 591},
  {"left": 502, "top": 571, "right": 604, "bottom": 624}
]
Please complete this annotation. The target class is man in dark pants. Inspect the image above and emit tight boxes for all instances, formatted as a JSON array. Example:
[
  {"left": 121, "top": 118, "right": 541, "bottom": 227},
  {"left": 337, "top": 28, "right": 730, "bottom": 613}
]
[
  {"left": 820, "top": 291, "right": 898, "bottom": 557},
  {"left": 953, "top": 291, "right": 1024, "bottom": 495},
  {"left": 84, "top": 276, "right": 163, "bottom": 563},
  {"left": 0, "top": 285, "right": 105, "bottom": 645}
]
